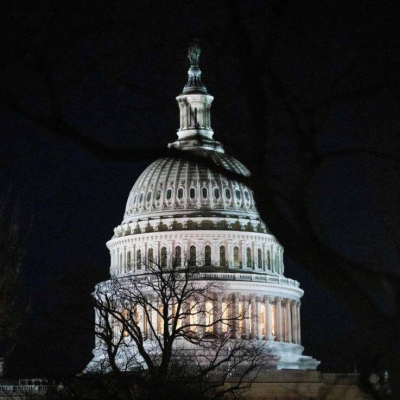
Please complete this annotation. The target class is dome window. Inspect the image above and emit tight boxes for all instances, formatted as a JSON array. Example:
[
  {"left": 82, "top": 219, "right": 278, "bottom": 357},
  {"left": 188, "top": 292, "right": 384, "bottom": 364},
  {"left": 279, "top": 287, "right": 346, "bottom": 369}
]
[
  {"left": 174, "top": 246, "right": 182, "bottom": 267},
  {"left": 139, "top": 193, "right": 144, "bottom": 203},
  {"left": 166, "top": 189, "right": 172, "bottom": 200},
  {"left": 190, "top": 188, "right": 196, "bottom": 199},
  {"left": 219, "top": 246, "right": 226, "bottom": 267},
  {"left": 156, "top": 190, "right": 161, "bottom": 200},
  {"left": 202, "top": 188, "right": 208, "bottom": 199},
  {"left": 148, "top": 248, "right": 154, "bottom": 266},
  {"left": 127, "top": 252, "right": 132, "bottom": 270},
  {"left": 137, "top": 249, "right": 142, "bottom": 269},
  {"left": 214, "top": 188, "right": 220, "bottom": 199},
  {"left": 189, "top": 246, "right": 196, "bottom": 266},
  {"left": 244, "top": 191, "right": 250, "bottom": 201},
  {"left": 177, "top": 188, "right": 184, "bottom": 199},
  {"left": 161, "top": 247, "right": 167, "bottom": 267},
  {"left": 205, "top": 245, "right": 211, "bottom": 266},
  {"left": 225, "top": 189, "right": 231, "bottom": 200},
  {"left": 147, "top": 192, "right": 152, "bottom": 202},
  {"left": 235, "top": 190, "right": 241, "bottom": 200},
  {"left": 234, "top": 246, "right": 240, "bottom": 267},
  {"left": 246, "top": 247, "right": 252, "bottom": 268}
]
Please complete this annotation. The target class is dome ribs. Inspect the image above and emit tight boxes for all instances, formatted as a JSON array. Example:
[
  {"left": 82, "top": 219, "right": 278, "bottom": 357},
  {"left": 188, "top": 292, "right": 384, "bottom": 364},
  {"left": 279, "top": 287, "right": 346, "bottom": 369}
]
[{"left": 122, "top": 151, "right": 258, "bottom": 224}]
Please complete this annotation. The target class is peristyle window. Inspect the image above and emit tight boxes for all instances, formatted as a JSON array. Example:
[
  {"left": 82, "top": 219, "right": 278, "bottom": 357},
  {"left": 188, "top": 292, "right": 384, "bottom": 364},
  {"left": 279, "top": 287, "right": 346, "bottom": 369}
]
[
  {"left": 161, "top": 247, "right": 167, "bottom": 267},
  {"left": 234, "top": 246, "right": 239, "bottom": 267},
  {"left": 220, "top": 246, "right": 226, "bottom": 266},
  {"left": 175, "top": 246, "right": 181, "bottom": 267},
  {"left": 246, "top": 248, "right": 252, "bottom": 268},
  {"left": 189, "top": 246, "right": 196, "bottom": 266},
  {"left": 205, "top": 245, "right": 211, "bottom": 266}
]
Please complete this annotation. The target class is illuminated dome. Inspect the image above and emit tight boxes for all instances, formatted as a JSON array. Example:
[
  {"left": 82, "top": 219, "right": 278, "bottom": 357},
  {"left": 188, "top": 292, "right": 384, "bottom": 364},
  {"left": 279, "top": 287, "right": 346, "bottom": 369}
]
[{"left": 85, "top": 43, "right": 320, "bottom": 373}]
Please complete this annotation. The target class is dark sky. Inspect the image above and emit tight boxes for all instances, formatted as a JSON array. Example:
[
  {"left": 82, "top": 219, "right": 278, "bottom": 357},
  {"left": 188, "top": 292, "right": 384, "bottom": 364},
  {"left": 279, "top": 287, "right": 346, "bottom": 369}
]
[{"left": 1, "top": 0, "right": 399, "bottom": 377}]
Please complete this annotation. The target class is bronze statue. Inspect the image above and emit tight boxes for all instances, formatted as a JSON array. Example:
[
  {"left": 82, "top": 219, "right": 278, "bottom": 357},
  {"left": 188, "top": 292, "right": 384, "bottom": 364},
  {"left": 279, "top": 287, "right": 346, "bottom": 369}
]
[{"left": 188, "top": 39, "right": 201, "bottom": 65}]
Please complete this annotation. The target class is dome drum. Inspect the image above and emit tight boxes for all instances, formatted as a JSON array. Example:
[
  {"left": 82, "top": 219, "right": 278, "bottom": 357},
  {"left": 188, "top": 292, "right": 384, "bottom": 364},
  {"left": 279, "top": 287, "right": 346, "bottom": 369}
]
[{"left": 107, "top": 230, "right": 285, "bottom": 277}]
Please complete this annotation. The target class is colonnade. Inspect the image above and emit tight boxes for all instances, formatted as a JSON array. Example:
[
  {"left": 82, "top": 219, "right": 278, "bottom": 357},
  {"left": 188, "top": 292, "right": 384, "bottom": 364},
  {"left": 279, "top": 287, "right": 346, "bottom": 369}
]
[
  {"left": 226, "top": 294, "right": 301, "bottom": 344},
  {"left": 102, "top": 294, "right": 301, "bottom": 346}
]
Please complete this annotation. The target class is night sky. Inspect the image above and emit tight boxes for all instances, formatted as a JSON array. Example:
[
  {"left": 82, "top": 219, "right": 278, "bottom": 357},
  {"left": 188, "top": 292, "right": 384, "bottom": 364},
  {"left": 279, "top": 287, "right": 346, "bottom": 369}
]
[{"left": 1, "top": 1, "right": 399, "bottom": 378}]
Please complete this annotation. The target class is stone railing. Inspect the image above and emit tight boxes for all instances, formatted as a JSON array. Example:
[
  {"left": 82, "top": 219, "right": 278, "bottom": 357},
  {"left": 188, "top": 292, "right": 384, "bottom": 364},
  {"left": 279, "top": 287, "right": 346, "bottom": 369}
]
[{"left": 193, "top": 272, "right": 300, "bottom": 287}]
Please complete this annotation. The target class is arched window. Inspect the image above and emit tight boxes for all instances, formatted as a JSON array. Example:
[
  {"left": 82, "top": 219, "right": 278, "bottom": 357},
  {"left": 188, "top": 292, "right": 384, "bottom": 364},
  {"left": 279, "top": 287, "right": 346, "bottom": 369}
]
[
  {"left": 214, "top": 188, "right": 220, "bottom": 199},
  {"left": 235, "top": 189, "right": 241, "bottom": 200},
  {"left": 205, "top": 245, "right": 211, "bottom": 266},
  {"left": 177, "top": 188, "right": 184, "bottom": 199},
  {"left": 137, "top": 249, "right": 141, "bottom": 269},
  {"left": 246, "top": 247, "right": 252, "bottom": 268},
  {"left": 161, "top": 247, "right": 167, "bottom": 267},
  {"left": 244, "top": 191, "right": 250, "bottom": 201},
  {"left": 139, "top": 193, "right": 144, "bottom": 203},
  {"left": 156, "top": 190, "right": 161, "bottom": 200},
  {"left": 225, "top": 189, "right": 231, "bottom": 199},
  {"left": 166, "top": 189, "right": 172, "bottom": 200},
  {"left": 258, "top": 248, "right": 262, "bottom": 269},
  {"left": 189, "top": 246, "right": 196, "bottom": 266},
  {"left": 190, "top": 188, "right": 196, "bottom": 199},
  {"left": 267, "top": 250, "right": 271, "bottom": 270},
  {"left": 175, "top": 246, "right": 181, "bottom": 267},
  {"left": 146, "top": 192, "right": 152, "bottom": 202},
  {"left": 220, "top": 246, "right": 226, "bottom": 267},
  {"left": 234, "top": 246, "right": 239, "bottom": 267},
  {"left": 148, "top": 248, "right": 154, "bottom": 266},
  {"left": 127, "top": 251, "right": 132, "bottom": 270},
  {"left": 202, "top": 187, "right": 208, "bottom": 199}
]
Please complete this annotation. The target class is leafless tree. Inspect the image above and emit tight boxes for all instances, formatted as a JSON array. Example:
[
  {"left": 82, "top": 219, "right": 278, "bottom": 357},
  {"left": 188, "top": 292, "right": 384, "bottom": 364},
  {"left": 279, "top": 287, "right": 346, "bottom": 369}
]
[{"left": 83, "top": 256, "right": 274, "bottom": 400}]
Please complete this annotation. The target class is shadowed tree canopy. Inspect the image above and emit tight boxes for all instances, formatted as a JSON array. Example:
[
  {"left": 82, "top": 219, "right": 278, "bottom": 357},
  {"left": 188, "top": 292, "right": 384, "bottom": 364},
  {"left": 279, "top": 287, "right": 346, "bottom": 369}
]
[{"left": 0, "top": 0, "right": 399, "bottom": 389}]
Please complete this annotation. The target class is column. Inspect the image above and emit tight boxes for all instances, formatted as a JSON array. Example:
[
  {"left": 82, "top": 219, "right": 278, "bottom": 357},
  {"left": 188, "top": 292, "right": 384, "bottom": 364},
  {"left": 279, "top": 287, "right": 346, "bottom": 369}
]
[
  {"left": 214, "top": 294, "right": 222, "bottom": 335},
  {"left": 198, "top": 298, "right": 206, "bottom": 337},
  {"left": 290, "top": 300, "right": 297, "bottom": 344},
  {"left": 231, "top": 293, "right": 240, "bottom": 338},
  {"left": 297, "top": 301, "right": 301, "bottom": 345},
  {"left": 151, "top": 302, "right": 158, "bottom": 339},
  {"left": 250, "top": 295, "right": 257, "bottom": 339},
  {"left": 123, "top": 246, "right": 127, "bottom": 273},
  {"left": 264, "top": 296, "right": 272, "bottom": 339},
  {"left": 275, "top": 297, "right": 283, "bottom": 342},
  {"left": 243, "top": 295, "right": 251, "bottom": 337},
  {"left": 133, "top": 244, "right": 136, "bottom": 273},
  {"left": 285, "top": 299, "right": 292, "bottom": 343},
  {"left": 257, "top": 296, "right": 263, "bottom": 339},
  {"left": 142, "top": 305, "right": 148, "bottom": 340}
]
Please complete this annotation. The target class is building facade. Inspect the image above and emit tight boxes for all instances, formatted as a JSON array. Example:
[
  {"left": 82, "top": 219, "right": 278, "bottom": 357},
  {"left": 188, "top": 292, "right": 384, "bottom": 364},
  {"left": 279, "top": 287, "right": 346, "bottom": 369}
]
[{"left": 85, "top": 44, "right": 319, "bottom": 372}]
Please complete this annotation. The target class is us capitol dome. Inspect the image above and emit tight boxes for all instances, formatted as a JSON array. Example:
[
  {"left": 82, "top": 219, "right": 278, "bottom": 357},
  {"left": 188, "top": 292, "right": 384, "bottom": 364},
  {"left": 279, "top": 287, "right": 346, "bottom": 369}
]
[{"left": 86, "top": 43, "right": 319, "bottom": 371}]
